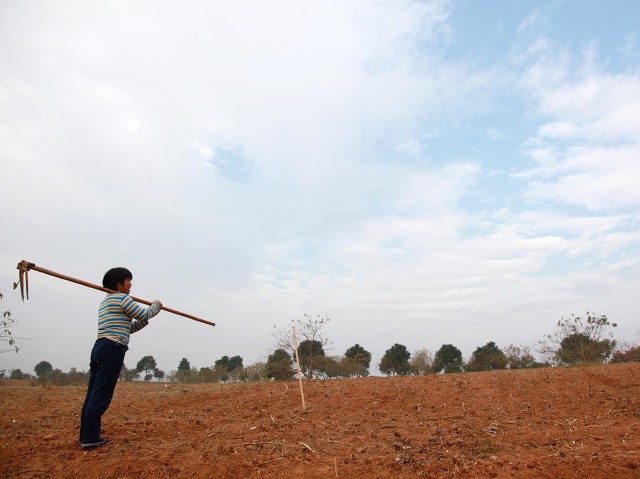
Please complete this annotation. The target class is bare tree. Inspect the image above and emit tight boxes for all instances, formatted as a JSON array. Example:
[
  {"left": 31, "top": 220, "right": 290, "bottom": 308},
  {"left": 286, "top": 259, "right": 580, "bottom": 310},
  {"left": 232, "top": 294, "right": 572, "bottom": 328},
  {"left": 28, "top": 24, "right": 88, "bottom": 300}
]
[
  {"left": 410, "top": 348, "right": 434, "bottom": 375},
  {"left": 272, "top": 314, "right": 331, "bottom": 379},
  {"left": 242, "top": 362, "right": 267, "bottom": 381},
  {"left": 537, "top": 312, "right": 617, "bottom": 365},
  {"left": 504, "top": 345, "right": 544, "bottom": 369}
]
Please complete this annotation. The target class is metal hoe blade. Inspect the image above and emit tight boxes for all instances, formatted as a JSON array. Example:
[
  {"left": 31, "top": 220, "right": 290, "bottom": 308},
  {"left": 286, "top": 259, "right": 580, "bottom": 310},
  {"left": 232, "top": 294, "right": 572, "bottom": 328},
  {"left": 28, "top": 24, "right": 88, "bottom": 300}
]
[{"left": 14, "top": 260, "right": 34, "bottom": 301}]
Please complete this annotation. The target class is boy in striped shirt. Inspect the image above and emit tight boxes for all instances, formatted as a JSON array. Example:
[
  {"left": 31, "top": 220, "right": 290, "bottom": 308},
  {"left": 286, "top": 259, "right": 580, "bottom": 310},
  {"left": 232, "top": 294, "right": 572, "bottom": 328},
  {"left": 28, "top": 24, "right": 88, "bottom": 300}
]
[{"left": 79, "top": 267, "right": 162, "bottom": 449}]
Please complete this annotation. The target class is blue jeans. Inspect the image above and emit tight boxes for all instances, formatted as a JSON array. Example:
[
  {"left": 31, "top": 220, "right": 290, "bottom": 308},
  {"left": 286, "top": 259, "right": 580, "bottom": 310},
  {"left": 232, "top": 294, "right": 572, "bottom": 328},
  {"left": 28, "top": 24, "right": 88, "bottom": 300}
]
[{"left": 79, "top": 338, "right": 127, "bottom": 443}]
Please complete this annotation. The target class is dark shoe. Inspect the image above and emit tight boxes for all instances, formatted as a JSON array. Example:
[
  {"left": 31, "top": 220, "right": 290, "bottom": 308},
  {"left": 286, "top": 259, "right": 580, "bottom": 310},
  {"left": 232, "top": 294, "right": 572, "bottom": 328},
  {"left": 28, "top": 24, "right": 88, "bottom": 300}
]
[{"left": 80, "top": 439, "right": 108, "bottom": 449}]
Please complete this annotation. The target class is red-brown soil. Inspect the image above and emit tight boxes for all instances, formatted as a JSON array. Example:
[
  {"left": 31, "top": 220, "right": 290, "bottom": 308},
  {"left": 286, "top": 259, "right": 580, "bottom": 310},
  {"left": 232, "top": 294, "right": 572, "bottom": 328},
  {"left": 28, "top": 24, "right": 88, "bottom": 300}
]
[{"left": 1, "top": 363, "right": 639, "bottom": 478}]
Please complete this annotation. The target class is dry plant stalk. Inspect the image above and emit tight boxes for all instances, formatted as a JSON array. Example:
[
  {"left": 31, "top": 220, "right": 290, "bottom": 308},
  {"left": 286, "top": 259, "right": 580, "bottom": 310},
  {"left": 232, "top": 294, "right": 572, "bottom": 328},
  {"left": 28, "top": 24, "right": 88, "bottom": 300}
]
[{"left": 292, "top": 326, "right": 306, "bottom": 411}]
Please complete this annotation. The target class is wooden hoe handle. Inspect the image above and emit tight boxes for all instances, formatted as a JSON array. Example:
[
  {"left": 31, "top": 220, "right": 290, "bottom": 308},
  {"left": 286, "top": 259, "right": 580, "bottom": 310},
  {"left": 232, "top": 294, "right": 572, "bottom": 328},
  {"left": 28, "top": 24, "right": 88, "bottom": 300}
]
[{"left": 15, "top": 260, "right": 215, "bottom": 327}]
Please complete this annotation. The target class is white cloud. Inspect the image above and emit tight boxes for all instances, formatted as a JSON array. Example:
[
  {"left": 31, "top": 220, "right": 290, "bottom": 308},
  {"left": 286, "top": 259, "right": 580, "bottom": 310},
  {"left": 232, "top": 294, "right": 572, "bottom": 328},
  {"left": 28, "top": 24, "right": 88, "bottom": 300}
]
[
  {"left": 517, "top": 9, "right": 549, "bottom": 36},
  {"left": 524, "top": 145, "right": 640, "bottom": 210},
  {"left": 517, "top": 39, "right": 640, "bottom": 210},
  {"left": 486, "top": 128, "right": 506, "bottom": 141}
]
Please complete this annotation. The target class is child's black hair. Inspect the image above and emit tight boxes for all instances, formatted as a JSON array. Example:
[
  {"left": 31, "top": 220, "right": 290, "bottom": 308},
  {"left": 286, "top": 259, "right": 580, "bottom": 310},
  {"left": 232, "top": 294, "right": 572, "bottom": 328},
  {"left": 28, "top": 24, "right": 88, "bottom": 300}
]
[{"left": 102, "top": 267, "right": 133, "bottom": 291}]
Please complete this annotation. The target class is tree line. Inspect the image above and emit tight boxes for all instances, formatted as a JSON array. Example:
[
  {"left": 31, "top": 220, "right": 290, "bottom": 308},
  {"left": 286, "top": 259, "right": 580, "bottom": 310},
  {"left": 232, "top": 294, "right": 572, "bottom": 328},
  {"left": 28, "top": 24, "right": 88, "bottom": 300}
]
[{"left": 2, "top": 311, "right": 639, "bottom": 385}]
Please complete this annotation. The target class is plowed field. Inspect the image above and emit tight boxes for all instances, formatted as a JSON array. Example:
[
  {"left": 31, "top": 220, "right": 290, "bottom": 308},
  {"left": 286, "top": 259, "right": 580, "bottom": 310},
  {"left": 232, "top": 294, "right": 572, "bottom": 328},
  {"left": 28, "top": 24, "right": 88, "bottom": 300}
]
[{"left": 2, "top": 363, "right": 639, "bottom": 478}]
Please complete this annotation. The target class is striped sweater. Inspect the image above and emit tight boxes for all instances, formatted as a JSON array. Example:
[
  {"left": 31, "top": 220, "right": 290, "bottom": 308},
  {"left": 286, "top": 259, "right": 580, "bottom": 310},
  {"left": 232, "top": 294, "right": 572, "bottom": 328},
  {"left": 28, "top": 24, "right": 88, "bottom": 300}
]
[{"left": 97, "top": 293, "right": 161, "bottom": 346}]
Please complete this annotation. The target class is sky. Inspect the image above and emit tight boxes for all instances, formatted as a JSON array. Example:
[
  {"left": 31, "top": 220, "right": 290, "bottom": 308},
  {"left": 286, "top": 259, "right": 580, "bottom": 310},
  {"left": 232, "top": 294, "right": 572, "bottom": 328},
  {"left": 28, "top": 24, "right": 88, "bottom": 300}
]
[{"left": 1, "top": 0, "right": 639, "bottom": 376}]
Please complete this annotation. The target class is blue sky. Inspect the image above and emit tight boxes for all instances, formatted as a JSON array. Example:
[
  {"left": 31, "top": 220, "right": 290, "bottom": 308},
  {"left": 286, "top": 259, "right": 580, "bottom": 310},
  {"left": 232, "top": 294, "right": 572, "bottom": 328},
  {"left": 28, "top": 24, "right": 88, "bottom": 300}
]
[{"left": 1, "top": 0, "right": 639, "bottom": 376}]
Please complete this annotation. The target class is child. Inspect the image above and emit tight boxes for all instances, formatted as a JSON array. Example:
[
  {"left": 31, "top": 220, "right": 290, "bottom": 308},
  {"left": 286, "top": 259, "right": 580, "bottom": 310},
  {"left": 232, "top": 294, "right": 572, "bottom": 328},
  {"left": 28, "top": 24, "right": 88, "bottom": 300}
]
[{"left": 79, "top": 267, "right": 162, "bottom": 449}]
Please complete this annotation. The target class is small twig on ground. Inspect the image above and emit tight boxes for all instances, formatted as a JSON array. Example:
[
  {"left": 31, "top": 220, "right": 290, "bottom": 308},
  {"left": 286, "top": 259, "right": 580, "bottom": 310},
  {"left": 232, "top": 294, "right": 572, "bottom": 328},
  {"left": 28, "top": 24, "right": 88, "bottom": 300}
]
[
  {"left": 376, "top": 424, "right": 397, "bottom": 430},
  {"left": 299, "top": 441, "right": 315, "bottom": 453},
  {"left": 255, "top": 456, "right": 284, "bottom": 467},
  {"left": 321, "top": 435, "right": 340, "bottom": 444},
  {"left": 230, "top": 441, "right": 284, "bottom": 448},
  {"left": 376, "top": 445, "right": 388, "bottom": 456},
  {"left": 415, "top": 413, "right": 465, "bottom": 422}
]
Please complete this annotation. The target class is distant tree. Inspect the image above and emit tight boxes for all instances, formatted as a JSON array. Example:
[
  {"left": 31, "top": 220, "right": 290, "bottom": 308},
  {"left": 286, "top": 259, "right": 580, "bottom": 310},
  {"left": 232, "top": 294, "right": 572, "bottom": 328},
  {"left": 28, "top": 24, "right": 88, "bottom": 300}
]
[
  {"left": 298, "top": 339, "right": 325, "bottom": 356},
  {"left": 184, "top": 367, "right": 200, "bottom": 383},
  {"left": 67, "top": 367, "right": 89, "bottom": 385},
  {"left": 433, "top": 344, "right": 463, "bottom": 373},
  {"left": 228, "top": 355, "right": 243, "bottom": 372},
  {"left": 559, "top": 333, "right": 616, "bottom": 364},
  {"left": 273, "top": 314, "right": 331, "bottom": 378},
  {"left": 120, "top": 364, "right": 139, "bottom": 381},
  {"left": 298, "top": 339, "right": 326, "bottom": 379},
  {"left": 41, "top": 368, "right": 69, "bottom": 385},
  {"left": 379, "top": 343, "right": 411, "bottom": 375},
  {"left": 32, "top": 365, "right": 87, "bottom": 385},
  {"left": 242, "top": 362, "right": 267, "bottom": 382},
  {"left": 314, "top": 355, "right": 341, "bottom": 379},
  {"left": 119, "top": 363, "right": 128, "bottom": 380},
  {"left": 215, "top": 355, "right": 230, "bottom": 370},
  {"left": 465, "top": 342, "right": 507, "bottom": 372},
  {"left": 178, "top": 357, "right": 191, "bottom": 370},
  {"left": 9, "top": 368, "right": 31, "bottom": 379},
  {"left": 213, "top": 355, "right": 244, "bottom": 375},
  {"left": 346, "top": 359, "right": 371, "bottom": 377},
  {"left": 213, "top": 364, "right": 230, "bottom": 382},
  {"left": 504, "top": 345, "right": 546, "bottom": 369},
  {"left": 34, "top": 360, "right": 54, "bottom": 378},
  {"left": 212, "top": 355, "right": 244, "bottom": 380},
  {"left": 410, "top": 348, "right": 434, "bottom": 375},
  {"left": 537, "top": 312, "right": 617, "bottom": 365},
  {"left": 197, "top": 367, "right": 216, "bottom": 382},
  {"left": 344, "top": 344, "right": 372, "bottom": 368},
  {"left": 335, "top": 357, "right": 368, "bottom": 378},
  {"left": 611, "top": 346, "right": 640, "bottom": 363},
  {"left": 136, "top": 355, "right": 158, "bottom": 381},
  {"left": 176, "top": 357, "right": 192, "bottom": 382},
  {"left": 45, "top": 368, "right": 69, "bottom": 385},
  {"left": 265, "top": 348, "right": 294, "bottom": 380},
  {"left": 153, "top": 368, "right": 165, "bottom": 382},
  {"left": 340, "top": 345, "right": 371, "bottom": 378}
]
